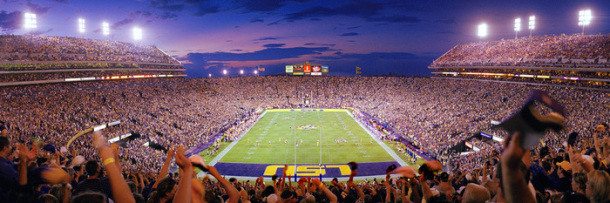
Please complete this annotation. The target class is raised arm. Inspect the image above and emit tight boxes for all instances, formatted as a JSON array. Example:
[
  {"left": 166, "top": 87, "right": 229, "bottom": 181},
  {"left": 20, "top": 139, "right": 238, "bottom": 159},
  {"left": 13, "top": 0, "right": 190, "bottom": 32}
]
[
  {"left": 207, "top": 166, "right": 239, "bottom": 203},
  {"left": 313, "top": 178, "right": 337, "bottom": 203},
  {"left": 173, "top": 146, "right": 193, "bottom": 203},
  {"left": 153, "top": 147, "right": 175, "bottom": 189},
  {"left": 95, "top": 132, "right": 136, "bottom": 203},
  {"left": 501, "top": 132, "right": 535, "bottom": 203}
]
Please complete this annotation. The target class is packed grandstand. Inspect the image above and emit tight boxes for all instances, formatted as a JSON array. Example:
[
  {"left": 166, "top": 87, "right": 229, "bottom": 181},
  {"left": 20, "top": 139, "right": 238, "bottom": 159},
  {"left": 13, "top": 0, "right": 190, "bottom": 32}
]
[
  {"left": 0, "top": 35, "right": 186, "bottom": 86},
  {"left": 429, "top": 34, "right": 610, "bottom": 89},
  {"left": 1, "top": 34, "right": 610, "bottom": 203}
]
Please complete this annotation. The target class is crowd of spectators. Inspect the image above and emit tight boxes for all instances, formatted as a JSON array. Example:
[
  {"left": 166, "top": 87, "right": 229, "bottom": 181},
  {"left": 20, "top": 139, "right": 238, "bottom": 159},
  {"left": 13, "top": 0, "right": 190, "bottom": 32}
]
[
  {"left": 0, "top": 35, "right": 180, "bottom": 65},
  {"left": 1, "top": 76, "right": 609, "bottom": 202},
  {"left": 0, "top": 71, "right": 185, "bottom": 83},
  {"left": 431, "top": 34, "right": 610, "bottom": 68}
]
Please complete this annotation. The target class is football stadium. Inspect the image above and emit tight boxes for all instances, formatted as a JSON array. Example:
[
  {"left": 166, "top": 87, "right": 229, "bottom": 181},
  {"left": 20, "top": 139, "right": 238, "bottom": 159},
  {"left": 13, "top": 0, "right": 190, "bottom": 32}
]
[{"left": 1, "top": 1, "right": 610, "bottom": 203}]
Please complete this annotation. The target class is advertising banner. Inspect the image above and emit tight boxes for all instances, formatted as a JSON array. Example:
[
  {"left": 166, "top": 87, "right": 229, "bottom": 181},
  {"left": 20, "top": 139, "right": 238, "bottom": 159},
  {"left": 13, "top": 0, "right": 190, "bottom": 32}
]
[
  {"left": 322, "top": 65, "right": 329, "bottom": 73},
  {"left": 285, "top": 65, "right": 293, "bottom": 73}
]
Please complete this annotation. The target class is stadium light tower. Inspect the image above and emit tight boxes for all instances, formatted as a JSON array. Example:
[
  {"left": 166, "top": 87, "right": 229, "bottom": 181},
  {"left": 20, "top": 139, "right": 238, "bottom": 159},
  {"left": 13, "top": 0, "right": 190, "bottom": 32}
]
[
  {"left": 78, "top": 18, "right": 86, "bottom": 35},
  {"left": 578, "top": 9, "right": 592, "bottom": 36},
  {"left": 24, "top": 12, "right": 37, "bottom": 47},
  {"left": 514, "top": 18, "right": 521, "bottom": 39},
  {"left": 477, "top": 23, "right": 488, "bottom": 42},
  {"left": 24, "top": 12, "right": 37, "bottom": 29},
  {"left": 133, "top": 27, "right": 143, "bottom": 41},
  {"left": 528, "top": 15, "right": 535, "bottom": 37},
  {"left": 102, "top": 22, "right": 110, "bottom": 36}
]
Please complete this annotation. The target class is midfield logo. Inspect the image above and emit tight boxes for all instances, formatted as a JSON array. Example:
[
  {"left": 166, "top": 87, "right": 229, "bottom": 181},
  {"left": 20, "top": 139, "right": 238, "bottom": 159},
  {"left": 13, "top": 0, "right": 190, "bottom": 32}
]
[{"left": 263, "top": 165, "right": 352, "bottom": 176}]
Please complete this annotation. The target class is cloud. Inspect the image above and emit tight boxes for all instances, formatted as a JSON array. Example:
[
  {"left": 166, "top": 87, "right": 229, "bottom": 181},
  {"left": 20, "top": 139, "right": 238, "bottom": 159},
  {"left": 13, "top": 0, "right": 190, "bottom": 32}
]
[
  {"left": 51, "top": 0, "right": 69, "bottom": 4},
  {"left": 130, "top": 10, "right": 177, "bottom": 21},
  {"left": 159, "top": 12, "right": 178, "bottom": 20},
  {"left": 340, "top": 32, "right": 358, "bottom": 37},
  {"left": 0, "top": 10, "right": 21, "bottom": 33},
  {"left": 186, "top": 47, "right": 330, "bottom": 62},
  {"left": 147, "top": 0, "right": 220, "bottom": 17},
  {"left": 255, "top": 37, "right": 278, "bottom": 41},
  {"left": 282, "top": 1, "right": 422, "bottom": 24},
  {"left": 111, "top": 19, "right": 134, "bottom": 29},
  {"left": 369, "top": 15, "right": 420, "bottom": 23},
  {"left": 26, "top": 2, "right": 51, "bottom": 14},
  {"left": 304, "top": 43, "right": 335, "bottom": 47},
  {"left": 149, "top": 0, "right": 185, "bottom": 12},
  {"left": 266, "top": 21, "right": 280, "bottom": 26},
  {"left": 263, "top": 43, "right": 285, "bottom": 48},
  {"left": 129, "top": 10, "right": 153, "bottom": 19},
  {"left": 250, "top": 18, "right": 264, "bottom": 23},
  {"left": 193, "top": 4, "right": 220, "bottom": 16},
  {"left": 237, "top": 0, "right": 309, "bottom": 12}
]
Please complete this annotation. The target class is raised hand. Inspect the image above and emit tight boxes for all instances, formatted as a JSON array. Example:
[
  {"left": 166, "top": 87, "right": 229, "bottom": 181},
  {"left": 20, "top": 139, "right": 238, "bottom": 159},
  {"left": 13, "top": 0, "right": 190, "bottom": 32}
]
[{"left": 175, "top": 146, "right": 192, "bottom": 170}]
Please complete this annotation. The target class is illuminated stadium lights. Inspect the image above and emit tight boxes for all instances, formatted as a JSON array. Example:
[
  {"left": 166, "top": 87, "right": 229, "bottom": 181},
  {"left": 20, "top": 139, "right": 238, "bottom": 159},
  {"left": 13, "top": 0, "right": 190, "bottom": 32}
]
[
  {"left": 102, "top": 22, "right": 110, "bottom": 36},
  {"left": 254, "top": 70, "right": 258, "bottom": 75},
  {"left": 477, "top": 23, "right": 487, "bottom": 41},
  {"left": 529, "top": 15, "right": 536, "bottom": 37},
  {"left": 240, "top": 70, "right": 244, "bottom": 75},
  {"left": 24, "top": 12, "right": 37, "bottom": 29},
  {"left": 78, "top": 18, "right": 86, "bottom": 33},
  {"left": 208, "top": 73, "right": 212, "bottom": 78},
  {"left": 578, "top": 9, "right": 592, "bottom": 35},
  {"left": 223, "top": 69, "right": 228, "bottom": 75},
  {"left": 514, "top": 18, "right": 521, "bottom": 39},
  {"left": 133, "top": 27, "right": 143, "bottom": 41}
]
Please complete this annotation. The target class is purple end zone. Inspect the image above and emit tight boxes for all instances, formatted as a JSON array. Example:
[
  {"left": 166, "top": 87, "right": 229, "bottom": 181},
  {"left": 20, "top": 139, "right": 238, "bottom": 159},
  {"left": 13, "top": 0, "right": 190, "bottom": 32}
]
[{"left": 214, "top": 161, "right": 400, "bottom": 178}]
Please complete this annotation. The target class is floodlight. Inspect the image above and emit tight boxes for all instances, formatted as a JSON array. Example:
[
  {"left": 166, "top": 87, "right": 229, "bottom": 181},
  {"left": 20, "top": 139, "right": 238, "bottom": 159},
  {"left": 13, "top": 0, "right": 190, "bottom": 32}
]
[
  {"left": 578, "top": 9, "right": 592, "bottom": 26},
  {"left": 528, "top": 15, "right": 535, "bottom": 37},
  {"left": 477, "top": 23, "right": 487, "bottom": 38},
  {"left": 78, "top": 18, "right": 86, "bottom": 33},
  {"left": 240, "top": 70, "right": 244, "bottom": 75},
  {"left": 578, "top": 9, "right": 592, "bottom": 35},
  {"left": 102, "top": 22, "right": 110, "bottom": 36},
  {"left": 254, "top": 70, "right": 258, "bottom": 74},
  {"left": 208, "top": 73, "right": 212, "bottom": 78},
  {"left": 514, "top": 18, "right": 521, "bottom": 39},
  {"left": 528, "top": 16, "right": 535, "bottom": 30},
  {"left": 24, "top": 12, "right": 37, "bottom": 29},
  {"left": 133, "top": 27, "right": 143, "bottom": 41},
  {"left": 223, "top": 70, "right": 227, "bottom": 75}
]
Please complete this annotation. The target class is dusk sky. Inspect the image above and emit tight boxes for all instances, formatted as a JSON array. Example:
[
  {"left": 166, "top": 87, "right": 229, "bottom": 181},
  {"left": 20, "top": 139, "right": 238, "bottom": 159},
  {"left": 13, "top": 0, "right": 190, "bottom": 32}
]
[{"left": 1, "top": 0, "right": 609, "bottom": 77}]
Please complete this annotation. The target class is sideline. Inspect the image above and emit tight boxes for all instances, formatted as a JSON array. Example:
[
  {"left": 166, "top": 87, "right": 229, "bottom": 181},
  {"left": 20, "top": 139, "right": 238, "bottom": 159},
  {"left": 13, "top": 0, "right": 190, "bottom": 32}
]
[
  {"left": 347, "top": 109, "right": 409, "bottom": 166},
  {"left": 207, "top": 110, "right": 268, "bottom": 167}
]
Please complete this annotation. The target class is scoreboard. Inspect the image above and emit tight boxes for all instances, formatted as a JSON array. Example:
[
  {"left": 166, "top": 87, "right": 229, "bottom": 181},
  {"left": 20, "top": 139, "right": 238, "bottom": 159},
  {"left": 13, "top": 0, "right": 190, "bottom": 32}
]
[{"left": 286, "top": 61, "right": 329, "bottom": 76}]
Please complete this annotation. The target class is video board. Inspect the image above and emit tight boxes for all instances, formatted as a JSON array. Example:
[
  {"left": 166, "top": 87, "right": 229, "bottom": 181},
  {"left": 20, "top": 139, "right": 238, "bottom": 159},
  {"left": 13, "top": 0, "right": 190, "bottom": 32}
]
[{"left": 286, "top": 62, "right": 328, "bottom": 76}]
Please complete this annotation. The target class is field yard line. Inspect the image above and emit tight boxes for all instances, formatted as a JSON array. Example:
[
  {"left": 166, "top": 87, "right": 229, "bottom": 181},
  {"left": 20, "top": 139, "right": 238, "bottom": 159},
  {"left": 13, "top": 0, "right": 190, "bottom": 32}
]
[
  {"left": 208, "top": 110, "right": 269, "bottom": 166},
  {"left": 347, "top": 109, "right": 408, "bottom": 166}
]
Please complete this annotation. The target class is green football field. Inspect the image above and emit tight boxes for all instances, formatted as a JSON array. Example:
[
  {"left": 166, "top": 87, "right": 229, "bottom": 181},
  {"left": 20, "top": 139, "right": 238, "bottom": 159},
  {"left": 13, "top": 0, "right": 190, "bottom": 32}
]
[{"left": 217, "top": 109, "right": 396, "bottom": 164}]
